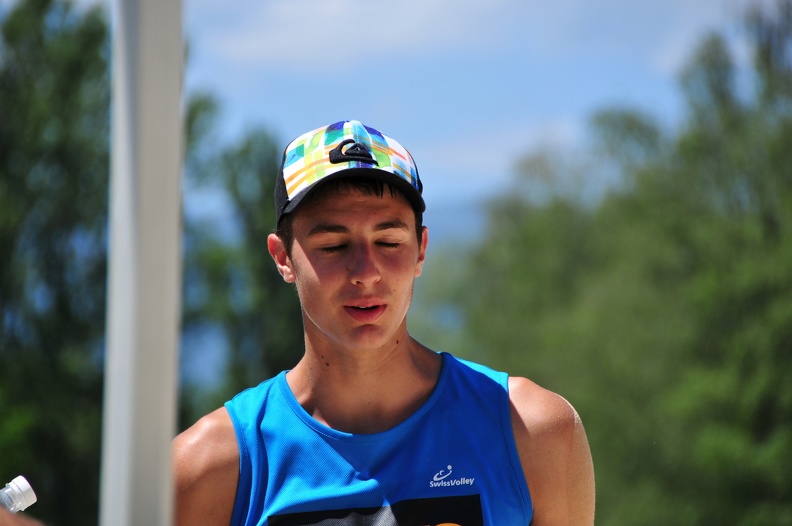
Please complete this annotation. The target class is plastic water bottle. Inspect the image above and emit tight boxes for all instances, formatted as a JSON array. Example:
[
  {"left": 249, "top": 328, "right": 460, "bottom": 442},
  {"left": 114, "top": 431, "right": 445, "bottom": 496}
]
[{"left": 0, "top": 476, "right": 37, "bottom": 513}]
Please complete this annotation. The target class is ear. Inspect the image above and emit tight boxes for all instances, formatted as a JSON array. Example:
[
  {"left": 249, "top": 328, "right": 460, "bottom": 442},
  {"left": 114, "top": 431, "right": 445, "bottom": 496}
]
[
  {"left": 268, "top": 233, "right": 296, "bottom": 283},
  {"left": 415, "top": 226, "right": 429, "bottom": 278}
]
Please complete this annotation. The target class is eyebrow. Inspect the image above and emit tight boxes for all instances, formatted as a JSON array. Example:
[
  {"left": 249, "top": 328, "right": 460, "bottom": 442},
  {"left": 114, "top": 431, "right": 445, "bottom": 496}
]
[{"left": 307, "top": 219, "right": 410, "bottom": 237}]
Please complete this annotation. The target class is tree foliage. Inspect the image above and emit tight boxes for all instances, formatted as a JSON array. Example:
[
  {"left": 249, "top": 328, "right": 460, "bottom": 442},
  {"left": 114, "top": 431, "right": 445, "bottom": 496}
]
[
  {"left": 0, "top": 0, "right": 109, "bottom": 523},
  {"left": 0, "top": 1, "right": 304, "bottom": 523},
  {"left": 420, "top": 1, "right": 792, "bottom": 524},
  {"left": 180, "top": 95, "right": 303, "bottom": 426}
]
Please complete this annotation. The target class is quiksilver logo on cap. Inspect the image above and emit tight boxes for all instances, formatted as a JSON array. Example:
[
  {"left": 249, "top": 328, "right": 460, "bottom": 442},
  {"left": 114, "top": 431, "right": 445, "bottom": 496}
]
[{"left": 329, "top": 139, "right": 379, "bottom": 165}]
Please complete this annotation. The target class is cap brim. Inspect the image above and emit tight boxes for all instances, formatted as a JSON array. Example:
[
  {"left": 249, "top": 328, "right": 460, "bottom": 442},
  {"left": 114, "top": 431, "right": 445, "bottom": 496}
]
[{"left": 281, "top": 167, "right": 426, "bottom": 219}]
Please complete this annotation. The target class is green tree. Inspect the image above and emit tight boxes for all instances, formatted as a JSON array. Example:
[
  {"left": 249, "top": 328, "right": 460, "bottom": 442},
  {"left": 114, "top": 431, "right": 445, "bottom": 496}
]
[
  {"left": 420, "top": 1, "right": 792, "bottom": 524},
  {"left": 0, "top": 0, "right": 109, "bottom": 523},
  {"left": 0, "top": 2, "right": 304, "bottom": 524},
  {"left": 180, "top": 96, "right": 303, "bottom": 425}
]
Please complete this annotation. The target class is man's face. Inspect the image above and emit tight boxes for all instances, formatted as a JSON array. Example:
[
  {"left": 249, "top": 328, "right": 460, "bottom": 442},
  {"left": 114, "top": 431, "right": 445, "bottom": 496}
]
[{"left": 268, "top": 186, "right": 428, "bottom": 354}]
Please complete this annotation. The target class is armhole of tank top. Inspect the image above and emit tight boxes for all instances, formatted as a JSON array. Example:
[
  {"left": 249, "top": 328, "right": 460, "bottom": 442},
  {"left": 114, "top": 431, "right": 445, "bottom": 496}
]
[
  {"left": 500, "top": 373, "right": 535, "bottom": 520},
  {"left": 225, "top": 401, "right": 252, "bottom": 526}
]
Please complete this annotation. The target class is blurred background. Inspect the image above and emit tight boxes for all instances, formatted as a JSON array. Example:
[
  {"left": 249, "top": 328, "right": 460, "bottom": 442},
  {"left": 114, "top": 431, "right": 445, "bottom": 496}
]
[{"left": 1, "top": 0, "right": 791, "bottom": 524}]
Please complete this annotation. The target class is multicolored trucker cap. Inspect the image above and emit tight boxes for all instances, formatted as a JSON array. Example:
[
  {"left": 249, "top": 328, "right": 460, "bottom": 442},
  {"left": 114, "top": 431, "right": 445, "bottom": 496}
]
[{"left": 275, "top": 120, "right": 425, "bottom": 225}]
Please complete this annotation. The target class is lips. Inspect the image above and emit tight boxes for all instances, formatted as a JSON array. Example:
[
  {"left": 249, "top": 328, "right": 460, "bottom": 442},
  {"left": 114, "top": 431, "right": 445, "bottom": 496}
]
[{"left": 344, "top": 303, "right": 386, "bottom": 323}]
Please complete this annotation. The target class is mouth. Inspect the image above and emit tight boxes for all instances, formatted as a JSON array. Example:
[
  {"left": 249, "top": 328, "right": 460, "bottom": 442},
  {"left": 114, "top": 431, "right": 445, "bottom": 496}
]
[{"left": 344, "top": 303, "right": 386, "bottom": 322}]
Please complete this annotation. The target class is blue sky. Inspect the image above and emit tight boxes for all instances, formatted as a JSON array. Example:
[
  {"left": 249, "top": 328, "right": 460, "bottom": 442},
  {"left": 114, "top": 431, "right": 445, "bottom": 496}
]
[
  {"left": 70, "top": 0, "right": 769, "bottom": 242},
  {"left": 68, "top": 0, "right": 770, "bottom": 385},
  {"left": 178, "top": 0, "right": 765, "bottom": 237}
]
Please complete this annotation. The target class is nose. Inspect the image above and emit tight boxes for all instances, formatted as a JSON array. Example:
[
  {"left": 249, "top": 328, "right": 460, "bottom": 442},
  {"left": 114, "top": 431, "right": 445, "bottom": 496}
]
[{"left": 348, "top": 244, "right": 380, "bottom": 287}]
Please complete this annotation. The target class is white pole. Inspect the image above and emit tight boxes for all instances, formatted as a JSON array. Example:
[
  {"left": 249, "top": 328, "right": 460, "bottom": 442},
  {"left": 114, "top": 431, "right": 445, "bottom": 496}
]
[{"left": 99, "top": 0, "right": 182, "bottom": 524}]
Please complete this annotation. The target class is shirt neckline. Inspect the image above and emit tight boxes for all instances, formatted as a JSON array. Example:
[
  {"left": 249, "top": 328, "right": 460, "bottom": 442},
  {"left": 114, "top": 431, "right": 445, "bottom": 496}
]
[{"left": 276, "top": 351, "right": 450, "bottom": 443}]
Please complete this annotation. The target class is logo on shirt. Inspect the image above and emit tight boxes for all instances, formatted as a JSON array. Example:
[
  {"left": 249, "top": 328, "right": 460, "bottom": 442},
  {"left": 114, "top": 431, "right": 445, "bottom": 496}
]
[{"left": 429, "top": 465, "right": 475, "bottom": 488}]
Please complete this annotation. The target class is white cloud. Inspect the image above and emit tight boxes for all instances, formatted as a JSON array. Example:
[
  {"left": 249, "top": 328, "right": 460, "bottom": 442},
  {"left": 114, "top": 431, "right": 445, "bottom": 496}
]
[
  {"left": 188, "top": 0, "right": 513, "bottom": 70},
  {"left": 415, "top": 116, "right": 586, "bottom": 203},
  {"left": 185, "top": 0, "right": 768, "bottom": 90}
]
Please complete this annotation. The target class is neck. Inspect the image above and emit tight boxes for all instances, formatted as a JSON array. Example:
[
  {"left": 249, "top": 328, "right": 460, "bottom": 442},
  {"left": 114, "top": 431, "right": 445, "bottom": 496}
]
[{"left": 286, "top": 336, "right": 441, "bottom": 434}]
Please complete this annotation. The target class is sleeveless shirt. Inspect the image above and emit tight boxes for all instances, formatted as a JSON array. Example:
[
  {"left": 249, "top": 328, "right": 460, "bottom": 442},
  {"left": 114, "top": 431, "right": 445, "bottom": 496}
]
[{"left": 224, "top": 352, "right": 533, "bottom": 525}]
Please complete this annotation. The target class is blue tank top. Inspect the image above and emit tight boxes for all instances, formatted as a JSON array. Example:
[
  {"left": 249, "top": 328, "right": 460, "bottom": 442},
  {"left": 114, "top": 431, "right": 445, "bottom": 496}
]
[{"left": 224, "top": 352, "right": 533, "bottom": 525}]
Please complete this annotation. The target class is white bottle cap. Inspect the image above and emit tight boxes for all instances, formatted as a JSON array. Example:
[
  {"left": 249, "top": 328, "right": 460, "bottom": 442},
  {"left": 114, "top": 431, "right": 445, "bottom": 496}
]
[{"left": 8, "top": 476, "right": 37, "bottom": 511}]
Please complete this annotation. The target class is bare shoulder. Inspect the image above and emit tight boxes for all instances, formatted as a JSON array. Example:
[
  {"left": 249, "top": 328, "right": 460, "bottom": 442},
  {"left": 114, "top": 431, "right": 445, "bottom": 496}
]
[
  {"left": 508, "top": 376, "right": 595, "bottom": 526},
  {"left": 172, "top": 407, "right": 239, "bottom": 526},
  {"left": 508, "top": 376, "right": 581, "bottom": 436}
]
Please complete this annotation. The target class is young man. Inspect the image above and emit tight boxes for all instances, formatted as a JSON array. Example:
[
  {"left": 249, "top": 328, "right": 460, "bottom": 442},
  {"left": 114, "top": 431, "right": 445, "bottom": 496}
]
[{"left": 173, "top": 120, "right": 595, "bottom": 525}]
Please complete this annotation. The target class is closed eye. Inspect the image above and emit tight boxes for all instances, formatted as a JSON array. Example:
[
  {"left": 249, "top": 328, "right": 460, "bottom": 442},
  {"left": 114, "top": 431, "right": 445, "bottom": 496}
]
[
  {"left": 377, "top": 242, "right": 401, "bottom": 249},
  {"left": 321, "top": 244, "right": 347, "bottom": 253}
]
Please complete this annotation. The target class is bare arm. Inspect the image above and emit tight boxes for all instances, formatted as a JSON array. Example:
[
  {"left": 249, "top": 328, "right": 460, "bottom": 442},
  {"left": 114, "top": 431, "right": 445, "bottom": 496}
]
[
  {"left": 509, "top": 377, "right": 595, "bottom": 526},
  {"left": 172, "top": 407, "right": 240, "bottom": 526}
]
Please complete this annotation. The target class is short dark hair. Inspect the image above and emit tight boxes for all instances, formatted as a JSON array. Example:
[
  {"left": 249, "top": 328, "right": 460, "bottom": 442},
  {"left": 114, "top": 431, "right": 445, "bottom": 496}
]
[{"left": 275, "top": 177, "right": 424, "bottom": 257}]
